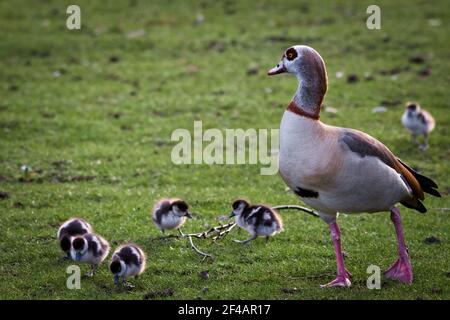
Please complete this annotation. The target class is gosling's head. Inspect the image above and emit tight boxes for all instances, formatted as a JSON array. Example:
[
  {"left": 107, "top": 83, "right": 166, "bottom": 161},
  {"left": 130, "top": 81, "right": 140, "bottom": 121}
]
[
  {"left": 406, "top": 101, "right": 421, "bottom": 116},
  {"left": 171, "top": 199, "right": 192, "bottom": 219},
  {"left": 229, "top": 199, "right": 250, "bottom": 218},
  {"left": 71, "top": 236, "right": 88, "bottom": 261},
  {"left": 109, "top": 259, "right": 126, "bottom": 285}
]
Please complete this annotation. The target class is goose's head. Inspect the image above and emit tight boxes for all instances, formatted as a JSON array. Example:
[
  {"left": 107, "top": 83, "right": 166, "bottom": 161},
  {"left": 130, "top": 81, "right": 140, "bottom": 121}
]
[
  {"left": 268, "top": 45, "right": 327, "bottom": 80},
  {"left": 268, "top": 46, "right": 301, "bottom": 76},
  {"left": 267, "top": 45, "right": 328, "bottom": 118}
]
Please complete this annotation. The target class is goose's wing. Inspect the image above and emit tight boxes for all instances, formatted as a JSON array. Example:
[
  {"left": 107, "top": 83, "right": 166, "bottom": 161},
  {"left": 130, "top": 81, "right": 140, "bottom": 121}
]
[{"left": 339, "top": 129, "right": 439, "bottom": 213}]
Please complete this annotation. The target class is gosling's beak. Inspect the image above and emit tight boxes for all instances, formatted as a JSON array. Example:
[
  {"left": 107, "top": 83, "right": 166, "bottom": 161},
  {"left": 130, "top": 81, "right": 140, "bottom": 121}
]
[
  {"left": 114, "top": 275, "right": 119, "bottom": 285},
  {"left": 268, "top": 60, "right": 286, "bottom": 76},
  {"left": 185, "top": 212, "right": 193, "bottom": 219},
  {"left": 229, "top": 212, "right": 236, "bottom": 218},
  {"left": 75, "top": 252, "right": 82, "bottom": 261}
]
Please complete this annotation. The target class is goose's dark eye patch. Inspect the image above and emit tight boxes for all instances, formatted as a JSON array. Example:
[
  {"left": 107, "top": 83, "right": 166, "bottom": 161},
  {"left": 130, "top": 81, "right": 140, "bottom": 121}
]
[{"left": 285, "top": 48, "right": 297, "bottom": 61}]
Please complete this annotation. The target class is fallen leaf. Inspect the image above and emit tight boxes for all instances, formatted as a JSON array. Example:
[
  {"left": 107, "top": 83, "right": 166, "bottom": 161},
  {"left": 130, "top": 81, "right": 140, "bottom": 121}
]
[
  {"left": 143, "top": 288, "right": 174, "bottom": 300},
  {"left": 418, "top": 67, "right": 431, "bottom": 77},
  {"left": 126, "top": 29, "right": 145, "bottom": 39},
  {"left": 347, "top": 74, "right": 358, "bottom": 83},
  {"left": 431, "top": 287, "right": 442, "bottom": 294},
  {"left": 109, "top": 56, "right": 120, "bottom": 63},
  {"left": 428, "top": 19, "right": 441, "bottom": 27},
  {"left": 199, "top": 270, "right": 209, "bottom": 280},
  {"left": 372, "top": 106, "right": 387, "bottom": 113},
  {"left": 324, "top": 106, "right": 338, "bottom": 114},
  {"left": 281, "top": 287, "right": 298, "bottom": 294},
  {"left": 195, "top": 14, "right": 205, "bottom": 25},
  {"left": 424, "top": 236, "right": 441, "bottom": 244},
  {"left": 13, "top": 202, "right": 24, "bottom": 209},
  {"left": 187, "top": 65, "right": 200, "bottom": 74},
  {"left": 0, "top": 191, "right": 9, "bottom": 199},
  {"left": 409, "top": 55, "right": 426, "bottom": 64}
]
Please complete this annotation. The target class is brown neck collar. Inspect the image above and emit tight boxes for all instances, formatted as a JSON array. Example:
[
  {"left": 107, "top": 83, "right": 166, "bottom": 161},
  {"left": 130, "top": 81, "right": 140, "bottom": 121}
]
[{"left": 287, "top": 101, "right": 320, "bottom": 120}]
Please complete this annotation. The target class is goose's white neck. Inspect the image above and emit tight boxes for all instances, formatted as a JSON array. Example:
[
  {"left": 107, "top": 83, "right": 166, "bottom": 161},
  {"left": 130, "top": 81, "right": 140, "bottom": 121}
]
[{"left": 289, "top": 51, "right": 328, "bottom": 120}]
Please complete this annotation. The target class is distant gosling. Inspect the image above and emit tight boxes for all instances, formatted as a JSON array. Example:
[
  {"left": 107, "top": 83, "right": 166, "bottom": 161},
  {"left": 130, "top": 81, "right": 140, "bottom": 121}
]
[
  {"left": 70, "top": 233, "right": 110, "bottom": 276},
  {"left": 152, "top": 198, "right": 192, "bottom": 234},
  {"left": 401, "top": 101, "right": 435, "bottom": 150},
  {"left": 110, "top": 244, "right": 146, "bottom": 288},
  {"left": 229, "top": 199, "right": 283, "bottom": 244},
  {"left": 57, "top": 218, "right": 92, "bottom": 260}
]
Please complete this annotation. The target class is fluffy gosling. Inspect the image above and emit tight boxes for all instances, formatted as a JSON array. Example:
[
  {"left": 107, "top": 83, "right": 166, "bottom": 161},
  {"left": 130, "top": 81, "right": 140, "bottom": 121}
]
[
  {"left": 109, "top": 243, "right": 146, "bottom": 288},
  {"left": 230, "top": 199, "right": 283, "bottom": 244},
  {"left": 57, "top": 217, "right": 92, "bottom": 260}
]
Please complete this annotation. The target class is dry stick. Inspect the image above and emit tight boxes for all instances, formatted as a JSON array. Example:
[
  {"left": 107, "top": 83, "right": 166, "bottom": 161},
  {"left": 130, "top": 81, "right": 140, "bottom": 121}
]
[
  {"left": 212, "top": 221, "right": 238, "bottom": 241},
  {"left": 272, "top": 205, "right": 319, "bottom": 218},
  {"left": 178, "top": 229, "right": 214, "bottom": 261},
  {"left": 163, "top": 205, "right": 318, "bottom": 259},
  {"left": 186, "top": 233, "right": 213, "bottom": 261}
]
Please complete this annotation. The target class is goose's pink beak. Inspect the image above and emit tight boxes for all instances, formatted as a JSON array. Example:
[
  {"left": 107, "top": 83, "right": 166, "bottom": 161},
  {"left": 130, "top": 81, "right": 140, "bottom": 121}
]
[{"left": 268, "top": 62, "right": 286, "bottom": 76}]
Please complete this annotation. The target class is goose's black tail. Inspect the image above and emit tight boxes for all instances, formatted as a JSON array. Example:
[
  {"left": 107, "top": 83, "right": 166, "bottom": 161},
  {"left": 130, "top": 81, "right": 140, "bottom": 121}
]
[{"left": 398, "top": 159, "right": 441, "bottom": 198}]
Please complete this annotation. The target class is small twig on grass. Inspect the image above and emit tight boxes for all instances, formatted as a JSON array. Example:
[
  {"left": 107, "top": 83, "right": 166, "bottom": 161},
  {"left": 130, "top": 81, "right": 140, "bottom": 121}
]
[
  {"left": 177, "top": 222, "right": 237, "bottom": 260},
  {"left": 186, "top": 234, "right": 213, "bottom": 261},
  {"left": 211, "top": 221, "right": 238, "bottom": 241},
  {"left": 272, "top": 205, "right": 319, "bottom": 218}
]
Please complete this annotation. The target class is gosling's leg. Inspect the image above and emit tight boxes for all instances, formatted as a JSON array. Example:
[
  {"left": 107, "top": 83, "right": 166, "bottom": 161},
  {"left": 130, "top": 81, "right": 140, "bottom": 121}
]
[{"left": 233, "top": 234, "right": 257, "bottom": 244}]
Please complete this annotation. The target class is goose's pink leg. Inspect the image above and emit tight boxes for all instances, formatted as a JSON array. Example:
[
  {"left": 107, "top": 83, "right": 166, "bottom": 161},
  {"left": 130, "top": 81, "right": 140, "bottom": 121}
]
[
  {"left": 384, "top": 207, "right": 413, "bottom": 284},
  {"left": 321, "top": 222, "right": 351, "bottom": 288}
]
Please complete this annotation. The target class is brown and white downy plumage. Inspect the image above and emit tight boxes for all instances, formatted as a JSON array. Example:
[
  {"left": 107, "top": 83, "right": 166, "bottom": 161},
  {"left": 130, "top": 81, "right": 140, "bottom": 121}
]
[
  {"left": 110, "top": 243, "right": 146, "bottom": 287},
  {"left": 268, "top": 45, "right": 441, "bottom": 287},
  {"left": 57, "top": 218, "right": 92, "bottom": 259},
  {"left": 401, "top": 101, "right": 435, "bottom": 150},
  {"left": 229, "top": 199, "right": 283, "bottom": 244},
  {"left": 70, "top": 233, "right": 110, "bottom": 276},
  {"left": 152, "top": 198, "right": 192, "bottom": 234}
]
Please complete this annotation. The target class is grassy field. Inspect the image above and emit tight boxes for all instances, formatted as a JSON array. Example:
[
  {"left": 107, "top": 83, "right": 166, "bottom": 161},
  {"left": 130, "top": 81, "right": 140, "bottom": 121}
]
[{"left": 0, "top": 0, "right": 449, "bottom": 300}]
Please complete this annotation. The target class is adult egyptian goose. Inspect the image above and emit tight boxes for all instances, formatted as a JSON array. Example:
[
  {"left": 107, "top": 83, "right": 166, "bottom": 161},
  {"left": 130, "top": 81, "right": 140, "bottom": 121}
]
[
  {"left": 110, "top": 243, "right": 146, "bottom": 287},
  {"left": 401, "top": 101, "right": 435, "bottom": 150},
  {"left": 152, "top": 198, "right": 192, "bottom": 234},
  {"left": 57, "top": 217, "right": 92, "bottom": 259},
  {"left": 268, "top": 45, "right": 441, "bottom": 287},
  {"left": 229, "top": 199, "right": 283, "bottom": 244}
]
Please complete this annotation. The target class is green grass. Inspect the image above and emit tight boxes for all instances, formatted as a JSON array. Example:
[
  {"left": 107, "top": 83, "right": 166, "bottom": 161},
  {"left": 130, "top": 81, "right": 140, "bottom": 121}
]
[{"left": 0, "top": 0, "right": 449, "bottom": 300}]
